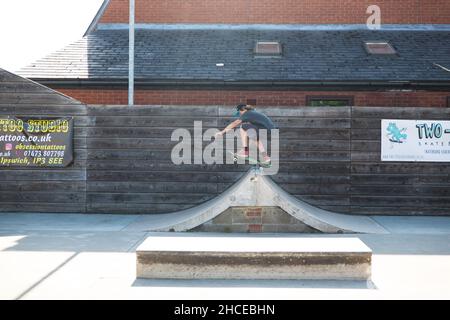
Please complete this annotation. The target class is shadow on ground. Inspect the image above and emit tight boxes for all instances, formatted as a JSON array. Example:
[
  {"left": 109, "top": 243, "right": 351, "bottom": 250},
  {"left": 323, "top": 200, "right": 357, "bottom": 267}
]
[{"left": 132, "top": 278, "right": 376, "bottom": 290}]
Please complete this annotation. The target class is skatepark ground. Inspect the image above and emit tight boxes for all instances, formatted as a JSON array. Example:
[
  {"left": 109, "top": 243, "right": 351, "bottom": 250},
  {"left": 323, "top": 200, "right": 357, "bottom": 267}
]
[{"left": 0, "top": 213, "right": 449, "bottom": 300}]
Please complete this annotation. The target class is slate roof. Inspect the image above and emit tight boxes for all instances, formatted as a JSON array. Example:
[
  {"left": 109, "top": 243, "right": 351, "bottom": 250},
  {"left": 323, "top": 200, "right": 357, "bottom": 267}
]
[
  {"left": 0, "top": 68, "right": 82, "bottom": 105},
  {"left": 18, "top": 29, "right": 450, "bottom": 84}
]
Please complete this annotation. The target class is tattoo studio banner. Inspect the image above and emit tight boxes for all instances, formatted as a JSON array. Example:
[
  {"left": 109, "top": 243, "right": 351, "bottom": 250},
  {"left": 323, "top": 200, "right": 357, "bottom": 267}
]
[
  {"left": 381, "top": 119, "right": 450, "bottom": 162},
  {"left": 0, "top": 116, "right": 74, "bottom": 167}
]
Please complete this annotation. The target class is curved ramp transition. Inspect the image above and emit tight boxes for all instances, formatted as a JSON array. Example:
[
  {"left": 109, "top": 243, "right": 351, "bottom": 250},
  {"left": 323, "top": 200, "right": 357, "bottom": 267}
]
[{"left": 142, "top": 168, "right": 388, "bottom": 234}]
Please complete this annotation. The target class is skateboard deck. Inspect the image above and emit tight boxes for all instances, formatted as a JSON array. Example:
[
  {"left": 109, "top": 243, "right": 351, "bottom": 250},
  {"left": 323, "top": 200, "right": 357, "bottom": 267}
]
[{"left": 228, "top": 151, "right": 271, "bottom": 168}]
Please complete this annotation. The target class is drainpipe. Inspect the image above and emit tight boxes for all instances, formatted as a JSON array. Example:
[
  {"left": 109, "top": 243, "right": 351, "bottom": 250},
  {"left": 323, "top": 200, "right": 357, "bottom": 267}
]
[{"left": 128, "top": 0, "right": 135, "bottom": 106}]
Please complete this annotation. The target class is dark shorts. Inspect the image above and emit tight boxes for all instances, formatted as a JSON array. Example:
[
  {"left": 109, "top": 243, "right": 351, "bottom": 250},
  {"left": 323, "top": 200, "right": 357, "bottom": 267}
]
[{"left": 241, "top": 123, "right": 272, "bottom": 141}]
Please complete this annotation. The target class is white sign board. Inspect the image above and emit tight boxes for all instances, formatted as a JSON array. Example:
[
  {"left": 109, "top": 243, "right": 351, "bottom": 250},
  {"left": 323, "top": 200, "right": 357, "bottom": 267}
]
[{"left": 381, "top": 119, "right": 450, "bottom": 162}]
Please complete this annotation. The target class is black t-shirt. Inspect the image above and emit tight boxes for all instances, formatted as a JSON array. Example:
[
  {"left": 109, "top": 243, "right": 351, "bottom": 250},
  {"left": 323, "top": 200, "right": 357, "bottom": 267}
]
[{"left": 239, "top": 110, "right": 276, "bottom": 130}]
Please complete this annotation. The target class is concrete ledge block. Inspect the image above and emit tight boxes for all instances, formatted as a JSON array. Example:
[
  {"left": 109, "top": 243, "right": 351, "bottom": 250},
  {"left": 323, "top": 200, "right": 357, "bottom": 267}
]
[{"left": 136, "top": 234, "right": 372, "bottom": 280}]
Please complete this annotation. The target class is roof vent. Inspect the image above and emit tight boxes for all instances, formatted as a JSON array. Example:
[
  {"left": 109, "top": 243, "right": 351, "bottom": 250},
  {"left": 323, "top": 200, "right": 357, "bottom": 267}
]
[
  {"left": 364, "top": 41, "right": 397, "bottom": 55},
  {"left": 255, "top": 41, "right": 282, "bottom": 57}
]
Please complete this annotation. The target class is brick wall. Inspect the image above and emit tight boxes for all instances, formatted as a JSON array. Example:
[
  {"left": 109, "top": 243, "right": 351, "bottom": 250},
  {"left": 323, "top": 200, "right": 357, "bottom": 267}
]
[
  {"left": 55, "top": 88, "right": 450, "bottom": 107},
  {"left": 191, "top": 207, "right": 320, "bottom": 233},
  {"left": 99, "top": 0, "right": 450, "bottom": 24}
]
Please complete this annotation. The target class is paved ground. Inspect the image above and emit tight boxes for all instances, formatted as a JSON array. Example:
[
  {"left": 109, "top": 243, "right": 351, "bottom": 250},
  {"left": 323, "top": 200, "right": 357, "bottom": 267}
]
[{"left": 0, "top": 213, "right": 449, "bottom": 300}]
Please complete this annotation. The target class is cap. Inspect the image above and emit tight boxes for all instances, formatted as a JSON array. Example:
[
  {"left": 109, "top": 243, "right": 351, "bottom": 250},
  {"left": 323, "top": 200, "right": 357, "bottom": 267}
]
[{"left": 232, "top": 104, "right": 246, "bottom": 117}]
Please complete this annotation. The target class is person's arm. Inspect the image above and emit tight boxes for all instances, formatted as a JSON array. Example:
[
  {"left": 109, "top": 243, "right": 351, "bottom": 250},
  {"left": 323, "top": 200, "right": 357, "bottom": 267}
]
[{"left": 216, "top": 119, "right": 242, "bottom": 136}]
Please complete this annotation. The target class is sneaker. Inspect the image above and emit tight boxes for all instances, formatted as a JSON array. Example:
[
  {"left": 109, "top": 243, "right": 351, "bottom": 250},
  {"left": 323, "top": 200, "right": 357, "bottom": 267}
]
[
  {"left": 236, "top": 149, "right": 249, "bottom": 158},
  {"left": 261, "top": 155, "right": 271, "bottom": 164}
]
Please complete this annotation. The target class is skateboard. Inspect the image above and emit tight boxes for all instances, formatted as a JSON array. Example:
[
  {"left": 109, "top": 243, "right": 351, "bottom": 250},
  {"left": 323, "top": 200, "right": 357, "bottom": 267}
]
[{"left": 228, "top": 151, "right": 272, "bottom": 168}]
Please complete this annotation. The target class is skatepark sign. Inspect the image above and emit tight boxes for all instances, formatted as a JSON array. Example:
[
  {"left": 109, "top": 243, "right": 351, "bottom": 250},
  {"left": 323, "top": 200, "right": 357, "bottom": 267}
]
[
  {"left": 381, "top": 119, "right": 450, "bottom": 162},
  {"left": 0, "top": 116, "right": 74, "bottom": 167}
]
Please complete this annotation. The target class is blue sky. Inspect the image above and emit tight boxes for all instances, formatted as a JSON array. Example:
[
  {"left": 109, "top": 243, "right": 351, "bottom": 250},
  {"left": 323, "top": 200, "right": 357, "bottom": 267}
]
[{"left": 0, "top": 0, "right": 104, "bottom": 72}]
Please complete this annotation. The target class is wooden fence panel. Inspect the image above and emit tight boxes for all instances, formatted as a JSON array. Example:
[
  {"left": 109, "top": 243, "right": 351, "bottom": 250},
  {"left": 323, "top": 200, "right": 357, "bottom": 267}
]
[{"left": 1, "top": 78, "right": 449, "bottom": 216}]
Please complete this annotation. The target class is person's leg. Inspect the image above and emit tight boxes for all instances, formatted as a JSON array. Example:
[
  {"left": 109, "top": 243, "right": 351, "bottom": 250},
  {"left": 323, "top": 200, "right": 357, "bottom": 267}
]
[
  {"left": 246, "top": 126, "right": 268, "bottom": 162},
  {"left": 257, "top": 140, "right": 265, "bottom": 153},
  {"left": 258, "top": 132, "right": 271, "bottom": 163},
  {"left": 240, "top": 127, "right": 248, "bottom": 148},
  {"left": 259, "top": 143, "right": 270, "bottom": 163},
  {"left": 237, "top": 124, "right": 250, "bottom": 157},
  {"left": 245, "top": 124, "right": 259, "bottom": 154}
]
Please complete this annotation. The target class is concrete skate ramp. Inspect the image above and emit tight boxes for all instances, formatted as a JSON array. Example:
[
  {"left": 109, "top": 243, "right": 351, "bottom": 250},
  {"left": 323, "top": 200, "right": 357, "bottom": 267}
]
[
  {"left": 136, "top": 234, "right": 372, "bottom": 280},
  {"left": 143, "top": 168, "right": 388, "bottom": 234}
]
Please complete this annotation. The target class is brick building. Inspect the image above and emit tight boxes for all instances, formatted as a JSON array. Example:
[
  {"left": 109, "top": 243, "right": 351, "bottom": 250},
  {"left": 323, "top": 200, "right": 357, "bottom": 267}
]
[{"left": 19, "top": 0, "right": 450, "bottom": 107}]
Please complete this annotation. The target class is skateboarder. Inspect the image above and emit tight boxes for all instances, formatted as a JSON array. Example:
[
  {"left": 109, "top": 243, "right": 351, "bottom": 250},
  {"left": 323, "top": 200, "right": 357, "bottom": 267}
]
[{"left": 215, "top": 104, "right": 276, "bottom": 164}]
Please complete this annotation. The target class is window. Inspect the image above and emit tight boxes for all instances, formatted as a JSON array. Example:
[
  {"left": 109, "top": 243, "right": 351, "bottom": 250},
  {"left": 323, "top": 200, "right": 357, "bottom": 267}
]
[
  {"left": 254, "top": 41, "right": 282, "bottom": 57},
  {"left": 306, "top": 96, "right": 354, "bottom": 107},
  {"left": 364, "top": 41, "right": 397, "bottom": 55}
]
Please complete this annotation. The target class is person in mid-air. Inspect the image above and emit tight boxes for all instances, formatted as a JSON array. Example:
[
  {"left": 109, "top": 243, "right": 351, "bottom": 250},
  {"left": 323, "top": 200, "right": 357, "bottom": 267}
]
[{"left": 215, "top": 104, "right": 276, "bottom": 164}]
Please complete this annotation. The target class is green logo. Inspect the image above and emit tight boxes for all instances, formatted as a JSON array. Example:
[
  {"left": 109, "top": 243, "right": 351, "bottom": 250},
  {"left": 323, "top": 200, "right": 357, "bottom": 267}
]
[{"left": 387, "top": 122, "right": 407, "bottom": 143}]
